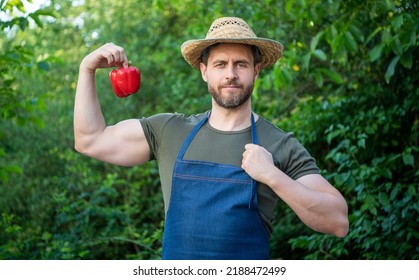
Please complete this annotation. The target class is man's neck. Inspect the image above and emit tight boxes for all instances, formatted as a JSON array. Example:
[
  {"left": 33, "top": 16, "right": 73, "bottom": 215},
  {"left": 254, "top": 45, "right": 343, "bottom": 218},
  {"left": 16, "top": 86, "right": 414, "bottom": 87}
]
[{"left": 208, "top": 102, "right": 258, "bottom": 131}]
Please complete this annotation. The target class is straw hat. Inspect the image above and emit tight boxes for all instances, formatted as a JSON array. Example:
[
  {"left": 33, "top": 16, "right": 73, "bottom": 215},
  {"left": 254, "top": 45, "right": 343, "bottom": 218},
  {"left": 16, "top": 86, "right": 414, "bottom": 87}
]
[{"left": 181, "top": 17, "right": 283, "bottom": 69}]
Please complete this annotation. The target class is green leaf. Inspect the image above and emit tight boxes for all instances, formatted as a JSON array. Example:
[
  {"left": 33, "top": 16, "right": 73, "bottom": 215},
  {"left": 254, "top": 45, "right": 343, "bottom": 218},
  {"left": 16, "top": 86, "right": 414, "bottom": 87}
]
[
  {"left": 4, "top": 0, "right": 25, "bottom": 12},
  {"left": 399, "top": 51, "right": 412, "bottom": 69},
  {"left": 319, "top": 68, "right": 343, "bottom": 84},
  {"left": 29, "top": 13, "right": 43, "bottom": 28},
  {"left": 314, "top": 71, "right": 323, "bottom": 88},
  {"left": 18, "top": 17, "right": 29, "bottom": 30},
  {"left": 310, "top": 32, "right": 323, "bottom": 52},
  {"left": 29, "top": 117, "right": 45, "bottom": 128},
  {"left": 0, "top": 170, "right": 8, "bottom": 183},
  {"left": 349, "top": 25, "right": 364, "bottom": 42},
  {"left": 4, "top": 164, "right": 22, "bottom": 174},
  {"left": 372, "top": 157, "right": 385, "bottom": 166},
  {"left": 391, "top": 14, "right": 404, "bottom": 30},
  {"left": 327, "top": 25, "right": 339, "bottom": 52},
  {"left": 378, "top": 192, "right": 389, "bottom": 205},
  {"left": 37, "top": 61, "right": 50, "bottom": 71},
  {"left": 369, "top": 44, "right": 384, "bottom": 62},
  {"left": 279, "top": 68, "right": 292, "bottom": 85},
  {"left": 344, "top": 31, "right": 358, "bottom": 53},
  {"left": 42, "top": 232, "right": 52, "bottom": 241},
  {"left": 402, "top": 154, "right": 414, "bottom": 166},
  {"left": 409, "top": 25, "right": 416, "bottom": 45},
  {"left": 380, "top": 168, "right": 393, "bottom": 179},
  {"left": 0, "top": 148, "right": 6, "bottom": 157},
  {"left": 385, "top": 56, "right": 399, "bottom": 84},
  {"left": 33, "top": 8, "right": 56, "bottom": 17},
  {"left": 391, "top": 37, "right": 403, "bottom": 56},
  {"left": 302, "top": 53, "right": 311, "bottom": 69},
  {"left": 366, "top": 27, "right": 382, "bottom": 45},
  {"left": 357, "top": 138, "right": 366, "bottom": 149},
  {"left": 407, "top": 185, "right": 416, "bottom": 196},
  {"left": 312, "top": 49, "right": 327, "bottom": 61},
  {"left": 334, "top": 172, "right": 350, "bottom": 186},
  {"left": 252, "top": 78, "right": 261, "bottom": 100}
]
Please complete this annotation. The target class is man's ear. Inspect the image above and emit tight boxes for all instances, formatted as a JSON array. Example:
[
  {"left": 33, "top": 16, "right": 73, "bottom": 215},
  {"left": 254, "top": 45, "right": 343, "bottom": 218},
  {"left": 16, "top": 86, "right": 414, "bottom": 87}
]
[
  {"left": 254, "top": 63, "right": 262, "bottom": 80},
  {"left": 200, "top": 62, "right": 208, "bottom": 82}
]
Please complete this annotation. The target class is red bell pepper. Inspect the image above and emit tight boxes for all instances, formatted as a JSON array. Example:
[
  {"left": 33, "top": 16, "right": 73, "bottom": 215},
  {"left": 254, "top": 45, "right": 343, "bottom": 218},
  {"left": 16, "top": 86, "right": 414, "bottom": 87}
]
[{"left": 109, "top": 66, "right": 141, "bottom": 98}]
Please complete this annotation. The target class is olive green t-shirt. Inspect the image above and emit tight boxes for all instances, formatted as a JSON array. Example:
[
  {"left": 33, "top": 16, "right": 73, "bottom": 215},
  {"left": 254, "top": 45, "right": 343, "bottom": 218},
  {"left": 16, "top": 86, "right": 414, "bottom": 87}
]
[{"left": 139, "top": 112, "right": 320, "bottom": 235}]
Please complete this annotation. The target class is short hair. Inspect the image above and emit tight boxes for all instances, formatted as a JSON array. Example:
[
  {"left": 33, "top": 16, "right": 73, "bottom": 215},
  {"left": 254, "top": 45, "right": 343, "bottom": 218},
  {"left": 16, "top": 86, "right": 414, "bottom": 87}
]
[{"left": 200, "top": 43, "right": 261, "bottom": 66}]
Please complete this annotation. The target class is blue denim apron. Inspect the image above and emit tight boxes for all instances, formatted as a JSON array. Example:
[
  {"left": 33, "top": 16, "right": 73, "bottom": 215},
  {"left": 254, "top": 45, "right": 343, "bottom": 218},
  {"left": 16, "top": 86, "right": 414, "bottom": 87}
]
[{"left": 162, "top": 113, "right": 270, "bottom": 260}]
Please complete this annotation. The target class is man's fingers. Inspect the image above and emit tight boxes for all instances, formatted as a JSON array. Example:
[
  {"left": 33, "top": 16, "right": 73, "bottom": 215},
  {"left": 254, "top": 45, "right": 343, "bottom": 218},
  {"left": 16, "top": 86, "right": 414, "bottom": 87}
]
[{"left": 100, "top": 43, "right": 128, "bottom": 67}]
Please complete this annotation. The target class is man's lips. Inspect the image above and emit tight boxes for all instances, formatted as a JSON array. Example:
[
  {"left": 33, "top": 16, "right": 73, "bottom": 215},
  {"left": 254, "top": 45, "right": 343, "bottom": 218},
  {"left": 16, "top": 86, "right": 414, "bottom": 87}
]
[{"left": 221, "top": 83, "right": 241, "bottom": 89}]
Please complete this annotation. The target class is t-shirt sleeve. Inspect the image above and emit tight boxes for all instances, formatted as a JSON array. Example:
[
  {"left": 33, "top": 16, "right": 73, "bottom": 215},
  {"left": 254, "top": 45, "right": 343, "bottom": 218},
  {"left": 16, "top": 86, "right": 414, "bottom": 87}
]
[
  {"left": 277, "top": 132, "right": 320, "bottom": 180},
  {"left": 139, "top": 113, "right": 175, "bottom": 161}
]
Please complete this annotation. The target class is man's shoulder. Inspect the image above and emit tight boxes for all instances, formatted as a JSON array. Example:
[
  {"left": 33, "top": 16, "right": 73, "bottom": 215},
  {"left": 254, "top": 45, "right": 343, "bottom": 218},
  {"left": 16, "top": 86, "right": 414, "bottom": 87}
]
[
  {"left": 256, "top": 116, "right": 293, "bottom": 139},
  {"left": 140, "top": 112, "right": 207, "bottom": 135}
]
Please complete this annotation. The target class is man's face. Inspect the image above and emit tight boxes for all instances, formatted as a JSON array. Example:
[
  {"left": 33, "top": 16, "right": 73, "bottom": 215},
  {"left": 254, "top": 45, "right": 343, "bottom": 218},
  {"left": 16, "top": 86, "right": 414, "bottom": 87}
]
[{"left": 200, "top": 43, "right": 261, "bottom": 110}]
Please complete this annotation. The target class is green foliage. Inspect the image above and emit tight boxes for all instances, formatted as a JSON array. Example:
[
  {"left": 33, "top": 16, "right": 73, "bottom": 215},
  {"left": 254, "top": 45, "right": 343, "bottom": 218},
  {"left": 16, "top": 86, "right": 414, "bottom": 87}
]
[
  {"left": 0, "top": 0, "right": 53, "bottom": 184},
  {"left": 270, "top": 0, "right": 418, "bottom": 259},
  {"left": 1, "top": 0, "right": 418, "bottom": 260}
]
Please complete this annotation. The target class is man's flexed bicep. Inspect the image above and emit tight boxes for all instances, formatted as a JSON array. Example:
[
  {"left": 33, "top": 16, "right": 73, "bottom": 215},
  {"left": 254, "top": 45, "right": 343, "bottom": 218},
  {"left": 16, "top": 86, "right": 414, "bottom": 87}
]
[{"left": 75, "top": 119, "right": 151, "bottom": 166}]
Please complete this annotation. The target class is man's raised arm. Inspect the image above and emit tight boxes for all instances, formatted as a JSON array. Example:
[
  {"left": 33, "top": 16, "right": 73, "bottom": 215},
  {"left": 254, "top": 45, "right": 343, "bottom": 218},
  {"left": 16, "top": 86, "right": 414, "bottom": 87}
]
[{"left": 74, "top": 43, "right": 150, "bottom": 166}]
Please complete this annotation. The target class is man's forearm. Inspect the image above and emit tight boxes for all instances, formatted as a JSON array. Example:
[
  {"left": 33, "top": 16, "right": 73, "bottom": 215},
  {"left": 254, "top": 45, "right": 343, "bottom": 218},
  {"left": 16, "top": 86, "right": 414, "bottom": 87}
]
[
  {"left": 266, "top": 169, "right": 349, "bottom": 237},
  {"left": 73, "top": 66, "right": 106, "bottom": 153}
]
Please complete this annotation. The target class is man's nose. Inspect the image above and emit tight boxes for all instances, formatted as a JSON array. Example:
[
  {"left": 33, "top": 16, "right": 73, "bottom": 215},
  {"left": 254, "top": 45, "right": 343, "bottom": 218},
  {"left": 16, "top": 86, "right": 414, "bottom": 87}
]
[{"left": 225, "top": 65, "right": 238, "bottom": 80}]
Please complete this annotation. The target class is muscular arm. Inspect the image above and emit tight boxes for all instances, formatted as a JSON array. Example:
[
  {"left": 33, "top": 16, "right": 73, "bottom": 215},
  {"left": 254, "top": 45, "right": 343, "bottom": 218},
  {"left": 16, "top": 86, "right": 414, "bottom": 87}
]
[
  {"left": 242, "top": 144, "right": 349, "bottom": 237},
  {"left": 74, "top": 43, "right": 150, "bottom": 166}
]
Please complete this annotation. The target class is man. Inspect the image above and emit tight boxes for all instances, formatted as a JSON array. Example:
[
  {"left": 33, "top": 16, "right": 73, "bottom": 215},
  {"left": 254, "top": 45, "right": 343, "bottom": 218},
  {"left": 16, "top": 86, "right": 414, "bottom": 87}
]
[{"left": 74, "top": 17, "right": 349, "bottom": 260}]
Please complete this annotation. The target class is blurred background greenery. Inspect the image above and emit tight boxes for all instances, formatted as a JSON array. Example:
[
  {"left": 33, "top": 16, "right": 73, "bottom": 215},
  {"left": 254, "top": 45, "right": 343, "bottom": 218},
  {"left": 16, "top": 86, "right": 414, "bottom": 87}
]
[{"left": 0, "top": 0, "right": 417, "bottom": 259}]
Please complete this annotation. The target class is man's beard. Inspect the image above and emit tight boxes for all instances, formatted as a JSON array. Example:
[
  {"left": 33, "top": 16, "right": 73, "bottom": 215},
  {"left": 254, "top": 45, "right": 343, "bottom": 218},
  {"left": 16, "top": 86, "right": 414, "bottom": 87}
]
[{"left": 208, "top": 81, "right": 254, "bottom": 110}]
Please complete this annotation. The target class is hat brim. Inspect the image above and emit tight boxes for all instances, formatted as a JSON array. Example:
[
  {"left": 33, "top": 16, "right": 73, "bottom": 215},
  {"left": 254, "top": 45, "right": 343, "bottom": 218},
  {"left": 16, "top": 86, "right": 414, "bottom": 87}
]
[{"left": 181, "top": 37, "right": 283, "bottom": 69}]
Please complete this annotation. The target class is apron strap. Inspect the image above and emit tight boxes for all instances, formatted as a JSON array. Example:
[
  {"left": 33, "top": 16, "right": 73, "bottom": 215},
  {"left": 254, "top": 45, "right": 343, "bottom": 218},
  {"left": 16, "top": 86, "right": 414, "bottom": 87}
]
[
  {"left": 176, "top": 113, "right": 209, "bottom": 160},
  {"left": 251, "top": 113, "right": 258, "bottom": 145},
  {"left": 249, "top": 113, "right": 259, "bottom": 209}
]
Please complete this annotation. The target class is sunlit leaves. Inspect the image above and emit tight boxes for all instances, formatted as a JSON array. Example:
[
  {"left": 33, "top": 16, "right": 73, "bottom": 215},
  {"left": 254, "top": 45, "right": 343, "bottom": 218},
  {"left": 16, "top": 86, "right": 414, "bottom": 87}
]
[
  {"left": 1, "top": 0, "right": 26, "bottom": 13},
  {"left": 0, "top": 0, "right": 55, "bottom": 31}
]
